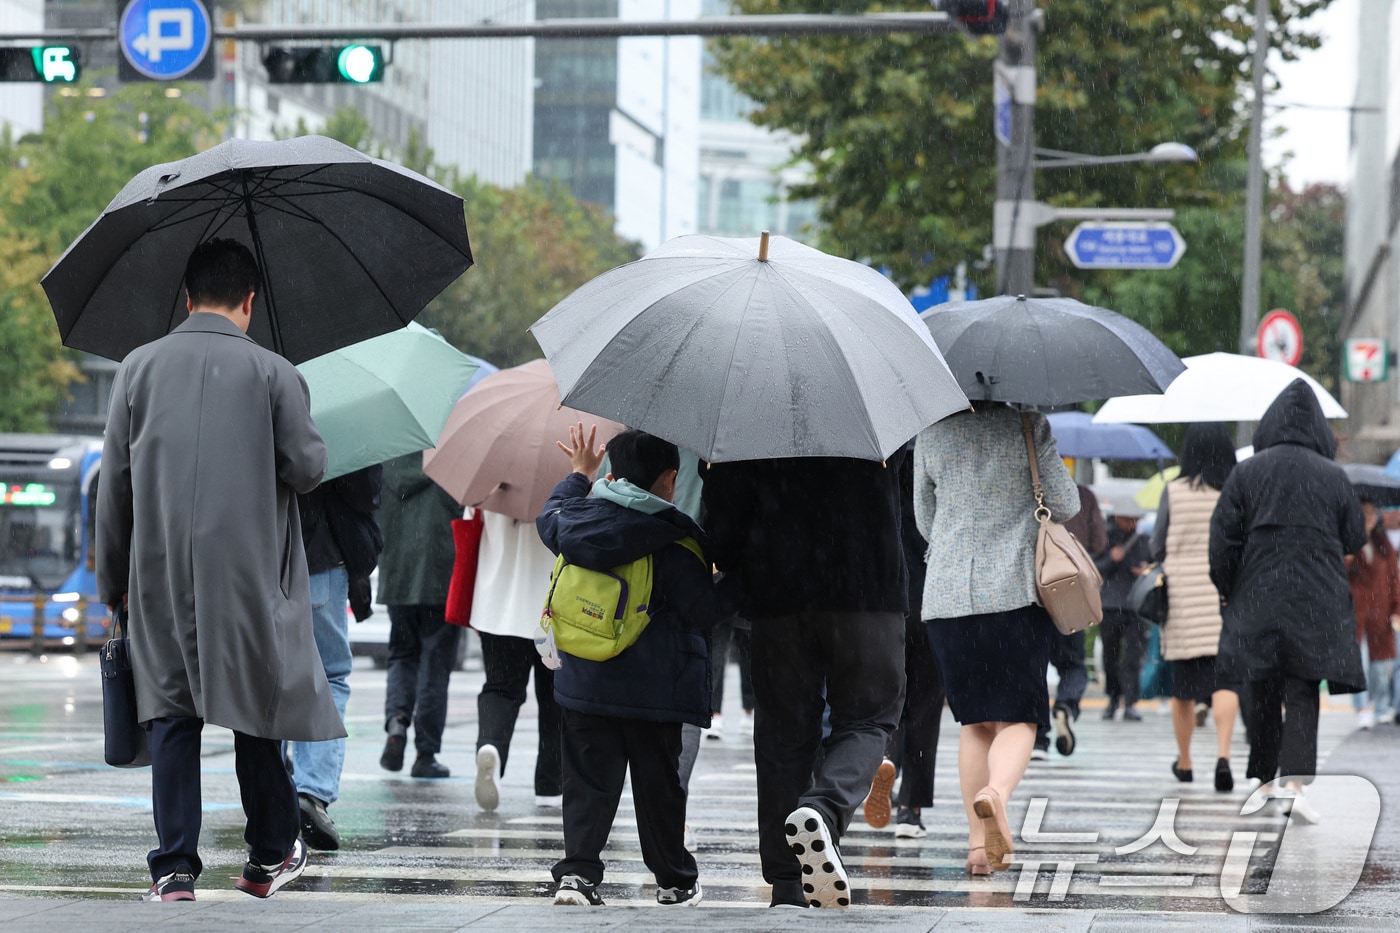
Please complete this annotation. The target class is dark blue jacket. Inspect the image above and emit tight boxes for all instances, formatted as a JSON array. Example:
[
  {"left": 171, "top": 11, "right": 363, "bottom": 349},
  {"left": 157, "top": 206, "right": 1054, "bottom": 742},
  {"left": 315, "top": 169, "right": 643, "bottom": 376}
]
[{"left": 536, "top": 473, "right": 727, "bottom": 727}]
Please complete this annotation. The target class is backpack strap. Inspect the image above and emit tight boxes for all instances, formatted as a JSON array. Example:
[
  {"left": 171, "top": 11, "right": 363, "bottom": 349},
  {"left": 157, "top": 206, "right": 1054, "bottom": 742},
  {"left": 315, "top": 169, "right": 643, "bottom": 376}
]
[{"left": 674, "top": 536, "right": 706, "bottom": 565}]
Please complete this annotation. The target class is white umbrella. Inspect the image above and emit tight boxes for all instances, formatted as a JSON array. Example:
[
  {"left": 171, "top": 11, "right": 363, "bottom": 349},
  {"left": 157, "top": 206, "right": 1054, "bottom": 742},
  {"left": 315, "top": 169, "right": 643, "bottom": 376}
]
[{"left": 1092, "top": 352, "right": 1346, "bottom": 423}]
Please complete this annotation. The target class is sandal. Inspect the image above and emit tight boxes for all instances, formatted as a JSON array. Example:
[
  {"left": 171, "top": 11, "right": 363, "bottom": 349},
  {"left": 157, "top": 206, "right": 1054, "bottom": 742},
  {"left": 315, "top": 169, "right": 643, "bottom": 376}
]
[
  {"left": 966, "top": 845, "right": 993, "bottom": 876},
  {"left": 972, "top": 786, "right": 1013, "bottom": 868},
  {"left": 1171, "top": 759, "right": 1194, "bottom": 783}
]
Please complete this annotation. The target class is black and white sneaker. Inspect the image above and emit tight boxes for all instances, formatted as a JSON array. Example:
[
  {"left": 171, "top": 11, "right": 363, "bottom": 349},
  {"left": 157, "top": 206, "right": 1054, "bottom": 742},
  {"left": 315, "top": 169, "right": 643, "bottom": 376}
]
[
  {"left": 234, "top": 838, "right": 308, "bottom": 898},
  {"left": 553, "top": 874, "right": 604, "bottom": 906},
  {"left": 656, "top": 881, "right": 703, "bottom": 906},
  {"left": 784, "top": 806, "right": 850, "bottom": 908},
  {"left": 893, "top": 807, "right": 927, "bottom": 839},
  {"left": 140, "top": 865, "right": 196, "bottom": 901}
]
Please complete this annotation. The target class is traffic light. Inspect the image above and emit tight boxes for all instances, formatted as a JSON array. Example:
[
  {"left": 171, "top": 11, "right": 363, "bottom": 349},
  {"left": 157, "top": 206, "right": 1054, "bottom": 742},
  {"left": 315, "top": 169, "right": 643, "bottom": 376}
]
[
  {"left": 944, "top": 0, "right": 1009, "bottom": 36},
  {"left": 263, "top": 45, "right": 385, "bottom": 84},
  {"left": 0, "top": 46, "right": 81, "bottom": 83}
]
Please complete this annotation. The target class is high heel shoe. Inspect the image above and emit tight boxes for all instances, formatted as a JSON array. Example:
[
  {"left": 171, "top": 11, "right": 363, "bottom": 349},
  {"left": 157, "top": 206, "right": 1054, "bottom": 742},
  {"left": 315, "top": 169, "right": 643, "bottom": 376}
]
[
  {"left": 966, "top": 845, "right": 993, "bottom": 876},
  {"left": 1171, "top": 759, "right": 1193, "bottom": 783},
  {"left": 972, "top": 786, "right": 1013, "bottom": 868}
]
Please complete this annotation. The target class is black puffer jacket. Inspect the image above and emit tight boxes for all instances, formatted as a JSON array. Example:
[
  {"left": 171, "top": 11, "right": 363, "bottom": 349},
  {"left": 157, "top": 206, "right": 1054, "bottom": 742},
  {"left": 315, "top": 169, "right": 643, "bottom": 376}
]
[{"left": 1209, "top": 379, "right": 1366, "bottom": 692}]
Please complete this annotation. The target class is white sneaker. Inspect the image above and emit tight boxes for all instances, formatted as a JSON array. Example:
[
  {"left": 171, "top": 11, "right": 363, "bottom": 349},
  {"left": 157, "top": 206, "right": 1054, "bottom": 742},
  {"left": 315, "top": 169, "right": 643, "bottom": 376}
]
[
  {"left": 1030, "top": 747, "right": 1049, "bottom": 761},
  {"left": 683, "top": 823, "right": 696, "bottom": 851},
  {"left": 740, "top": 711, "right": 755, "bottom": 736},
  {"left": 1358, "top": 708, "right": 1376, "bottom": 730},
  {"left": 784, "top": 806, "right": 850, "bottom": 908},
  {"left": 475, "top": 744, "right": 501, "bottom": 811},
  {"left": 1285, "top": 787, "right": 1322, "bottom": 825},
  {"left": 535, "top": 794, "right": 563, "bottom": 809},
  {"left": 702, "top": 713, "right": 724, "bottom": 741}
]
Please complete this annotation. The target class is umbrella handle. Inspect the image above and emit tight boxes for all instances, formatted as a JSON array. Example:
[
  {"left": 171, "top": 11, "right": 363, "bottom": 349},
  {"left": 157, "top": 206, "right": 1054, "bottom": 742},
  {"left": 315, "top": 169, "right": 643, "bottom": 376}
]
[{"left": 758, "top": 230, "right": 770, "bottom": 262}]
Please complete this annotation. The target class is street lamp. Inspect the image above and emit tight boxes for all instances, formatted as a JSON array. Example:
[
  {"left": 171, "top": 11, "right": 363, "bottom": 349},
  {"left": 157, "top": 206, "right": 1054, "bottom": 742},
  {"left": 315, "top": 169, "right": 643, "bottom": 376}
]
[{"left": 1032, "top": 142, "right": 1198, "bottom": 170}]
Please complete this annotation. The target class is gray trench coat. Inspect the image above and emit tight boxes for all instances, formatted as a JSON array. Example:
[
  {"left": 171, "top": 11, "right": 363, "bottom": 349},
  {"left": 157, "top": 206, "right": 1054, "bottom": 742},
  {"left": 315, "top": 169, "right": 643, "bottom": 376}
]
[{"left": 97, "top": 313, "right": 345, "bottom": 742}]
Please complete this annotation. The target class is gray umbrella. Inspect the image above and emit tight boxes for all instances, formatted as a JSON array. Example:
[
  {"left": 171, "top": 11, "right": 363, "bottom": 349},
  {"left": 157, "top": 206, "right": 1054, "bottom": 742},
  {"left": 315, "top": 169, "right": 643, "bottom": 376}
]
[
  {"left": 921, "top": 294, "right": 1185, "bottom": 407},
  {"left": 530, "top": 233, "right": 970, "bottom": 463},
  {"left": 42, "top": 135, "right": 472, "bottom": 364},
  {"left": 1343, "top": 463, "right": 1400, "bottom": 508}
]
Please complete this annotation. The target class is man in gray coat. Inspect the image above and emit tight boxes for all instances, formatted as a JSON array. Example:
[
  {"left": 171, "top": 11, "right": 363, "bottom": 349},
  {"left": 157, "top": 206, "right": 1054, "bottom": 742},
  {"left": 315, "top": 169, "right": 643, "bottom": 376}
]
[{"left": 98, "top": 238, "right": 343, "bottom": 902}]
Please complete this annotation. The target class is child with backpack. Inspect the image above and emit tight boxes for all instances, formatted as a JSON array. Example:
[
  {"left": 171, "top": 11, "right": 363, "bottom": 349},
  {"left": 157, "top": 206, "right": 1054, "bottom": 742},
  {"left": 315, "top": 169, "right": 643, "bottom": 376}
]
[{"left": 536, "top": 424, "right": 727, "bottom": 907}]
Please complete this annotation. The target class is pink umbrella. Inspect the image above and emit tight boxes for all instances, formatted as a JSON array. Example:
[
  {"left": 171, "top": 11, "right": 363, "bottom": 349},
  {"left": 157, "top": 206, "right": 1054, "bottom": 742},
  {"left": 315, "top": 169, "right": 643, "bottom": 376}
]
[{"left": 423, "top": 359, "right": 623, "bottom": 522}]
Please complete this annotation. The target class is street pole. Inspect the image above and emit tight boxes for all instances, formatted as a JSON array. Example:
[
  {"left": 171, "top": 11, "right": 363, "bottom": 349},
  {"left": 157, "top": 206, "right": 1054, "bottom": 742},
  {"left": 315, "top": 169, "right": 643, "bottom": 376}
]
[
  {"left": 1238, "top": 0, "right": 1268, "bottom": 355},
  {"left": 994, "top": 0, "right": 1037, "bottom": 296}
]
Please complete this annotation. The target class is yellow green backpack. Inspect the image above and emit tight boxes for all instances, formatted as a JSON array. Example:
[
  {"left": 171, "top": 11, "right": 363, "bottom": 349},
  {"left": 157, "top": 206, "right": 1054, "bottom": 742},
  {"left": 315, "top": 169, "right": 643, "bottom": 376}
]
[{"left": 540, "top": 537, "right": 706, "bottom": 662}]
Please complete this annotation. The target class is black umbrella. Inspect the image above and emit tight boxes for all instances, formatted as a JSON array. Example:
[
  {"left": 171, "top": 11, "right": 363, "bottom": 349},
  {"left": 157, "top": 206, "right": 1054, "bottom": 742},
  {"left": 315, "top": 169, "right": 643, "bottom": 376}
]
[
  {"left": 1343, "top": 463, "right": 1400, "bottom": 508},
  {"left": 921, "top": 294, "right": 1185, "bottom": 407},
  {"left": 42, "top": 136, "right": 472, "bottom": 364}
]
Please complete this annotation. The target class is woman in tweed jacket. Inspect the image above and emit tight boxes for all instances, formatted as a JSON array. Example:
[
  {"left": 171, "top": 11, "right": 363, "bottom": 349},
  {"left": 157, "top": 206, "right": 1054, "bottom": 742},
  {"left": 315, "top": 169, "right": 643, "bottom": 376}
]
[{"left": 914, "top": 403, "right": 1079, "bottom": 875}]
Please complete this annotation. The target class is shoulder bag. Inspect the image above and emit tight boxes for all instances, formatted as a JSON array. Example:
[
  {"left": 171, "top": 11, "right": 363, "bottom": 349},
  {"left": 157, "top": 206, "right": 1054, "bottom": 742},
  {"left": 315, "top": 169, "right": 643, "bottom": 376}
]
[
  {"left": 1021, "top": 414, "right": 1103, "bottom": 635},
  {"left": 100, "top": 604, "right": 151, "bottom": 768},
  {"left": 1128, "top": 563, "right": 1169, "bottom": 625}
]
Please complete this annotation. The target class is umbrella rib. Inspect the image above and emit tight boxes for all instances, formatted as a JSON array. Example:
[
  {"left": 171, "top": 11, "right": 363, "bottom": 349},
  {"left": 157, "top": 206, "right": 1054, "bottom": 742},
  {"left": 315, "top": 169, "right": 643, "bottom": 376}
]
[
  {"left": 163, "top": 198, "right": 243, "bottom": 336},
  {"left": 253, "top": 193, "right": 402, "bottom": 314}
]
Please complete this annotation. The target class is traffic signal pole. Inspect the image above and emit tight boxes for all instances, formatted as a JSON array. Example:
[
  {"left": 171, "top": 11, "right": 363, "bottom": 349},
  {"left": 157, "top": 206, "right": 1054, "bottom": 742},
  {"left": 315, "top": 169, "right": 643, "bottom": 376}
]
[
  {"left": 1238, "top": 0, "right": 1269, "bottom": 355},
  {"left": 993, "top": 0, "right": 1038, "bottom": 297}
]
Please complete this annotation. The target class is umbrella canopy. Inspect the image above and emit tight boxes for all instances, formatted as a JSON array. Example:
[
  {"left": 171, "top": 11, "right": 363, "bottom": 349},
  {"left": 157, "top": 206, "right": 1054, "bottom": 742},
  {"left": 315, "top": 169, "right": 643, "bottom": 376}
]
[
  {"left": 1093, "top": 353, "right": 1346, "bottom": 423},
  {"left": 1343, "top": 463, "right": 1400, "bottom": 508},
  {"left": 1091, "top": 478, "right": 1150, "bottom": 518},
  {"left": 1046, "top": 411, "right": 1173, "bottom": 461},
  {"left": 43, "top": 135, "right": 473, "bottom": 364},
  {"left": 297, "top": 323, "right": 482, "bottom": 482},
  {"left": 423, "top": 359, "right": 624, "bottom": 523},
  {"left": 920, "top": 295, "right": 1185, "bottom": 407},
  {"left": 1134, "top": 467, "right": 1182, "bottom": 511},
  {"left": 529, "top": 233, "right": 969, "bottom": 463}
]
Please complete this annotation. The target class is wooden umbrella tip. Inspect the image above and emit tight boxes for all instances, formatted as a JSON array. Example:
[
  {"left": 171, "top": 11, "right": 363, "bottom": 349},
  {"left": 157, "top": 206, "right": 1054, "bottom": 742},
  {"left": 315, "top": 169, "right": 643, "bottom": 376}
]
[{"left": 758, "top": 230, "right": 771, "bottom": 262}]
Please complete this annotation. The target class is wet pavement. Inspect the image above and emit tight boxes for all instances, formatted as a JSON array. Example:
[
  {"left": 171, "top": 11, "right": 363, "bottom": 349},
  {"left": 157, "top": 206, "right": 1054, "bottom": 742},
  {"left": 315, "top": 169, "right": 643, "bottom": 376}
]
[{"left": 1, "top": 641, "right": 1396, "bottom": 929}]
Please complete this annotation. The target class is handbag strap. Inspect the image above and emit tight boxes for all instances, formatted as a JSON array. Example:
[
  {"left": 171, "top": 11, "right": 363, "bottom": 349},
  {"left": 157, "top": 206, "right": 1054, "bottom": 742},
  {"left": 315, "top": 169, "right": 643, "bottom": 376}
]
[
  {"left": 112, "top": 603, "right": 128, "bottom": 640},
  {"left": 1020, "top": 413, "right": 1052, "bottom": 524}
]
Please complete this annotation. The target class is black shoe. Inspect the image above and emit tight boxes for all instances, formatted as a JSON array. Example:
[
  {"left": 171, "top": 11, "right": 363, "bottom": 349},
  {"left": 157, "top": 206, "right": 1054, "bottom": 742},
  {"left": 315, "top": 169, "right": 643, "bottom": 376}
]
[
  {"left": 554, "top": 874, "right": 604, "bottom": 906},
  {"left": 380, "top": 718, "right": 408, "bottom": 772},
  {"left": 411, "top": 754, "right": 450, "bottom": 778},
  {"left": 298, "top": 793, "right": 340, "bottom": 851},
  {"left": 894, "top": 807, "right": 927, "bottom": 839},
  {"left": 769, "top": 879, "right": 809, "bottom": 908},
  {"left": 1054, "top": 704, "right": 1076, "bottom": 756},
  {"left": 1122, "top": 707, "right": 1142, "bottom": 722},
  {"left": 657, "top": 881, "right": 703, "bottom": 906},
  {"left": 1215, "top": 758, "right": 1234, "bottom": 792},
  {"left": 235, "top": 838, "right": 307, "bottom": 898},
  {"left": 1172, "top": 759, "right": 1194, "bottom": 783},
  {"left": 1102, "top": 701, "right": 1118, "bottom": 721},
  {"left": 141, "top": 865, "right": 196, "bottom": 901}
]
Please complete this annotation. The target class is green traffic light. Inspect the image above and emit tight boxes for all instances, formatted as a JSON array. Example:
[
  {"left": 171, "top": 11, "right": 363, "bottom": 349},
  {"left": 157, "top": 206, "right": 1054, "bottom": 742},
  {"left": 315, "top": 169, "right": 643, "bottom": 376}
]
[
  {"left": 30, "top": 46, "right": 78, "bottom": 83},
  {"left": 336, "top": 45, "right": 380, "bottom": 84}
]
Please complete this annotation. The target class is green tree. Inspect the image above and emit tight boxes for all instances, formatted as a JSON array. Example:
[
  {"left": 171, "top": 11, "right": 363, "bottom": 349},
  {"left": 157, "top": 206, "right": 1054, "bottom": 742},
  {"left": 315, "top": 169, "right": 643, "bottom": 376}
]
[
  {"left": 0, "top": 82, "right": 220, "bottom": 430},
  {"left": 713, "top": 0, "right": 1332, "bottom": 293},
  {"left": 294, "top": 106, "right": 641, "bottom": 367}
]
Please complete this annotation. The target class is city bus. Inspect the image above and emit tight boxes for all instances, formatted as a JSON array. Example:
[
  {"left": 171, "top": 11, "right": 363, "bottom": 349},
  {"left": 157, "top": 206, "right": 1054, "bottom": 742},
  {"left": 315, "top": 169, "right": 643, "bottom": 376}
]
[{"left": 0, "top": 434, "right": 109, "bottom": 649}]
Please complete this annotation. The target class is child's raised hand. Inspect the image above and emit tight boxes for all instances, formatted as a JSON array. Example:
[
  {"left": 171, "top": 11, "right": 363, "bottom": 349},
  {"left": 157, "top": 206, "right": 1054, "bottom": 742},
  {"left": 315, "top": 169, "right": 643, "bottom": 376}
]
[{"left": 557, "top": 422, "right": 607, "bottom": 478}]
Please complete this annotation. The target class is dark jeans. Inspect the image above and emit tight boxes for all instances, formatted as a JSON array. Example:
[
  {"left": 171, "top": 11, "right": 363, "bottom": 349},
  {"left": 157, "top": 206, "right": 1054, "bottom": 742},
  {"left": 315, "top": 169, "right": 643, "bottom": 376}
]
[
  {"left": 385, "top": 604, "right": 462, "bottom": 755},
  {"left": 1101, "top": 609, "right": 1148, "bottom": 706},
  {"left": 1036, "top": 629, "right": 1087, "bottom": 750},
  {"left": 885, "top": 616, "right": 944, "bottom": 809},
  {"left": 553, "top": 709, "right": 697, "bottom": 889},
  {"left": 1244, "top": 675, "right": 1321, "bottom": 784},
  {"left": 147, "top": 716, "right": 298, "bottom": 882},
  {"left": 477, "top": 631, "right": 562, "bottom": 796},
  {"left": 710, "top": 616, "right": 756, "bottom": 713},
  {"left": 751, "top": 610, "right": 905, "bottom": 899}
]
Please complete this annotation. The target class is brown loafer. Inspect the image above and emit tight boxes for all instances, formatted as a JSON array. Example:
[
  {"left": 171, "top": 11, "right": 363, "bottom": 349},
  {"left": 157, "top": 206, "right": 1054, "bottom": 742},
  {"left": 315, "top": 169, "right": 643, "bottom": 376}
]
[{"left": 972, "top": 786, "right": 1013, "bottom": 869}]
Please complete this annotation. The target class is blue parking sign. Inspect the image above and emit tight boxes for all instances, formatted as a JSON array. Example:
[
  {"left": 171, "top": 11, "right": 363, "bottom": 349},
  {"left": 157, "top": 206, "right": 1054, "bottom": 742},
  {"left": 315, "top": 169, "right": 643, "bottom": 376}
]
[{"left": 118, "top": 0, "right": 212, "bottom": 81}]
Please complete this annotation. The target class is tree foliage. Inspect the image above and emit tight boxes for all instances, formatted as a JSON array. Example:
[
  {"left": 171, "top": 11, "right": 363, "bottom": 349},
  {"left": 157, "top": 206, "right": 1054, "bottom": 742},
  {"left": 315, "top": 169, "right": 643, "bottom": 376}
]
[
  {"left": 0, "top": 82, "right": 220, "bottom": 431},
  {"left": 712, "top": 1, "right": 1333, "bottom": 288}
]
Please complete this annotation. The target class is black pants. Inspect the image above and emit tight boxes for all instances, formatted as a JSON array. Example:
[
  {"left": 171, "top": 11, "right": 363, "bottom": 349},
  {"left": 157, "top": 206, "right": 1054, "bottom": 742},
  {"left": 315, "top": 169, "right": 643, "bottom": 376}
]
[
  {"left": 1101, "top": 609, "right": 1148, "bottom": 706},
  {"left": 553, "top": 709, "right": 697, "bottom": 889},
  {"left": 884, "top": 616, "right": 944, "bottom": 809},
  {"left": 751, "top": 610, "right": 905, "bottom": 901},
  {"left": 1244, "top": 674, "right": 1321, "bottom": 784},
  {"left": 710, "top": 616, "right": 756, "bottom": 713},
  {"left": 1036, "top": 629, "right": 1088, "bottom": 750},
  {"left": 147, "top": 717, "right": 298, "bottom": 882},
  {"left": 385, "top": 604, "right": 461, "bottom": 755},
  {"left": 477, "top": 631, "right": 562, "bottom": 796}
]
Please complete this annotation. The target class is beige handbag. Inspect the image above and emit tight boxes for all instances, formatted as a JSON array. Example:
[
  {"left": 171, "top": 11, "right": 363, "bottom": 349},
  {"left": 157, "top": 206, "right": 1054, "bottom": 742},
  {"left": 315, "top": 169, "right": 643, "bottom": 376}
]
[{"left": 1020, "top": 414, "right": 1103, "bottom": 635}]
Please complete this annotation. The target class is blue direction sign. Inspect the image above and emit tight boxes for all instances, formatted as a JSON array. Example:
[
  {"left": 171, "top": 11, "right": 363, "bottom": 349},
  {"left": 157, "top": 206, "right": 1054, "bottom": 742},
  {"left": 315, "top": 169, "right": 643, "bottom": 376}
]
[
  {"left": 993, "top": 70, "right": 1012, "bottom": 147},
  {"left": 118, "top": 0, "right": 213, "bottom": 81},
  {"left": 1063, "top": 222, "right": 1186, "bottom": 270}
]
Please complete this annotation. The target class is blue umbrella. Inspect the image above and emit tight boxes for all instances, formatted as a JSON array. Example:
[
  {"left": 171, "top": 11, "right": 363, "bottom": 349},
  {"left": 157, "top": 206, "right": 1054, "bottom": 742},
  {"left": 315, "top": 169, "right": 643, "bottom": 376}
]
[
  {"left": 1047, "top": 411, "right": 1173, "bottom": 461},
  {"left": 1385, "top": 447, "right": 1400, "bottom": 482}
]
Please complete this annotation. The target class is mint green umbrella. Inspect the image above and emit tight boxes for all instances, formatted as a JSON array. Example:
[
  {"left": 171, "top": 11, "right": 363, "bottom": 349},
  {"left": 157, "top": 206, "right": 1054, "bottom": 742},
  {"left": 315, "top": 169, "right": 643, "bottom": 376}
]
[{"left": 298, "top": 323, "right": 482, "bottom": 480}]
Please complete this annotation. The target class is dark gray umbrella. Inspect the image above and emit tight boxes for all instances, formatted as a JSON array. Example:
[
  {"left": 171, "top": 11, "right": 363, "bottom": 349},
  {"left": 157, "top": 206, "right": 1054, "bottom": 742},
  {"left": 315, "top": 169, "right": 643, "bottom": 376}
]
[
  {"left": 921, "top": 295, "right": 1185, "bottom": 407},
  {"left": 530, "top": 233, "right": 970, "bottom": 463},
  {"left": 42, "top": 135, "right": 472, "bottom": 364},
  {"left": 1343, "top": 463, "right": 1400, "bottom": 508}
]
